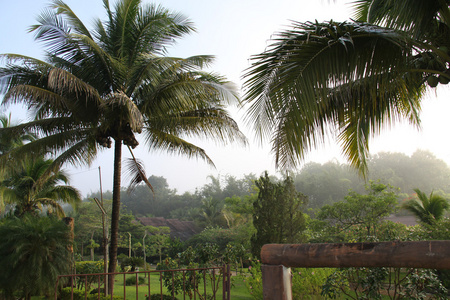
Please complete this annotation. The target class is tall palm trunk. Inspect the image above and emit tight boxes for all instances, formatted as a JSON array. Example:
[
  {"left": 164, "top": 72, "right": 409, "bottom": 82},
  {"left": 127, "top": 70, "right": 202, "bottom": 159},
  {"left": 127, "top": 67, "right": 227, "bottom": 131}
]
[{"left": 108, "top": 139, "right": 122, "bottom": 293}]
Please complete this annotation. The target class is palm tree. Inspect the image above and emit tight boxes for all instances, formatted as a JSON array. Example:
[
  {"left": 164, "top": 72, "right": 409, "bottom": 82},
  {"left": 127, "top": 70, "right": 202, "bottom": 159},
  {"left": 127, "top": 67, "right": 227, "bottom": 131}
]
[
  {"left": 0, "top": 114, "right": 36, "bottom": 209},
  {"left": 0, "top": 215, "right": 73, "bottom": 299},
  {"left": 0, "top": 113, "right": 35, "bottom": 155},
  {"left": 403, "top": 188, "right": 449, "bottom": 225},
  {"left": 0, "top": 156, "right": 81, "bottom": 217},
  {"left": 0, "top": 0, "right": 246, "bottom": 283},
  {"left": 243, "top": 0, "right": 449, "bottom": 175}
]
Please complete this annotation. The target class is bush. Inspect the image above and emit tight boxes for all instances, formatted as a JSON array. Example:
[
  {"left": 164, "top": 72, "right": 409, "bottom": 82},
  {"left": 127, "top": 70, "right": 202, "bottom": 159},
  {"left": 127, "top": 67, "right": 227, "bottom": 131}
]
[
  {"left": 241, "top": 261, "right": 263, "bottom": 300},
  {"left": 146, "top": 294, "right": 177, "bottom": 300},
  {"left": 125, "top": 276, "right": 145, "bottom": 286},
  {"left": 292, "top": 267, "right": 336, "bottom": 297},
  {"left": 119, "top": 256, "right": 144, "bottom": 272},
  {"left": 59, "top": 287, "right": 123, "bottom": 300}
]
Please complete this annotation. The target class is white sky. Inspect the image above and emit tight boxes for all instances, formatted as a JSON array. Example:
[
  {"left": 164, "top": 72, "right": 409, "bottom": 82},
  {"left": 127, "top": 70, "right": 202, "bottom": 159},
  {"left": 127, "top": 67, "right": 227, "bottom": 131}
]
[{"left": 2, "top": 0, "right": 450, "bottom": 196}]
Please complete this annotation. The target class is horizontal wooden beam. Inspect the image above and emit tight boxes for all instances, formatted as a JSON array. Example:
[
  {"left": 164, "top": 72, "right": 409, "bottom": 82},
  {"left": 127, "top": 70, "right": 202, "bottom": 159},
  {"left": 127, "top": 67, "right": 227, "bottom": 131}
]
[{"left": 261, "top": 241, "right": 450, "bottom": 269}]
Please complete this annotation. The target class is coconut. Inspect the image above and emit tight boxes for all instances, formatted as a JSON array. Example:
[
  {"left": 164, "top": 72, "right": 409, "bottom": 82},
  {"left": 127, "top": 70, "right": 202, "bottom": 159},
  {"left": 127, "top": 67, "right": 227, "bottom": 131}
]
[{"left": 427, "top": 76, "right": 439, "bottom": 87}]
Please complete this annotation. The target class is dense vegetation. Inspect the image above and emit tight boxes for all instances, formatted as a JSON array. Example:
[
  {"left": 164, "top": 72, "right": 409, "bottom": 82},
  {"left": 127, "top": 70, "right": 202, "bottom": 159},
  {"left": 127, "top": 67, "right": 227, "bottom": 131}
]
[{"left": 2, "top": 0, "right": 450, "bottom": 298}]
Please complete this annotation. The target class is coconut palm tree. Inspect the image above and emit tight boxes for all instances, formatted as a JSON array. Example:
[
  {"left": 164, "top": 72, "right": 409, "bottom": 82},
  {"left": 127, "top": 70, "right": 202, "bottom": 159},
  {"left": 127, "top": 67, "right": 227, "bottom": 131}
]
[
  {"left": 0, "top": 113, "right": 35, "bottom": 155},
  {"left": 0, "top": 0, "right": 246, "bottom": 283},
  {"left": 0, "top": 114, "right": 37, "bottom": 209},
  {"left": 403, "top": 188, "right": 449, "bottom": 225},
  {"left": 243, "top": 0, "right": 449, "bottom": 175},
  {"left": 0, "top": 156, "right": 81, "bottom": 217},
  {"left": 0, "top": 215, "right": 73, "bottom": 299}
]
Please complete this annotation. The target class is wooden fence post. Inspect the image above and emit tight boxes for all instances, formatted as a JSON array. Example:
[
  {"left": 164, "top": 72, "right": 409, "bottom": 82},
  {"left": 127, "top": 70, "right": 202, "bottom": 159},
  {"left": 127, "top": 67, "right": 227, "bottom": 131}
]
[{"left": 261, "top": 264, "right": 292, "bottom": 300}]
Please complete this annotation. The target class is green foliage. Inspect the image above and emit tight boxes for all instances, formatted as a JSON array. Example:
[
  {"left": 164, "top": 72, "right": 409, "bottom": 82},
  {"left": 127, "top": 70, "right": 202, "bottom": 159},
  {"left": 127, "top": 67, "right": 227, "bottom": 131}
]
[
  {"left": 157, "top": 258, "right": 203, "bottom": 299},
  {"left": 251, "top": 172, "right": 308, "bottom": 257},
  {"left": 401, "top": 269, "right": 448, "bottom": 299},
  {"left": 59, "top": 287, "right": 123, "bottom": 300},
  {"left": 75, "top": 261, "right": 104, "bottom": 274},
  {"left": 73, "top": 199, "right": 112, "bottom": 258},
  {"left": 402, "top": 189, "right": 449, "bottom": 225},
  {"left": 0, "top": 156, "right": 81, "bottom": 218},
  {"left": 125, "top": 276, "right": 145, "bottom": 286},
  {"left": 0, "top": 216, "right": 72, "bottom": 299},
  {"left": 243, "top": 260, "right": 334, "bottom": 299},
  {"left": 74, "top": 261, "right": 105, "bottom": 290},
  {"left": 157, "top": 242, "right": 242, "bottom": 299},
  {"left": 146, "top": 294, "right": 177, "bottom": 300},
  {"left": 292, "top": 268, "right": 336, "bottom": 298},
  {"left": 146, "top": 225, "right": 171, "bottom": 263},
  {"left": 322, "top": 267, "right": 448, "bottom": 299},
  {"left": 186, "top": 226, "right": 240, "bottom": 251},
  {"left": 242, "top": 261, "right": 263, "bottom": 299},
  {"left": 119, "top": 256, "right": 144, "bottom": 272},
  {"left": 315, "top": 181, "right": 399, "bottom": 242},
  {"left": 0, "top": 0, "right": 246, "bottom": 280}
]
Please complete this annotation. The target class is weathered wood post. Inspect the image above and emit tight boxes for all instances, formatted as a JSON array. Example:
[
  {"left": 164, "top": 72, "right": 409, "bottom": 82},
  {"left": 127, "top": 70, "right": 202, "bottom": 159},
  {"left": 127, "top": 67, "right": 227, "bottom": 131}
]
[
  {"left": 261, "top": 264, "right": 292, "bottom": 300},
  {"left": 260, "top": 241, "right": 450, "bottom": 300}
]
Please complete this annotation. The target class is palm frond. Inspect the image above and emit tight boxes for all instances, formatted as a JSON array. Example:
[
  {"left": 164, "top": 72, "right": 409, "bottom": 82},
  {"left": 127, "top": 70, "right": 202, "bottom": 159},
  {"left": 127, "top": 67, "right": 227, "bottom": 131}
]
[
  {"left": 142, "top": 127, "right": 215, "bottom": 167},
  {"left": 243, "top": 20, "right": 424, "bottom": 173},
  {"left": 124, "top": 146, "right": 154, "bottom": 194}
]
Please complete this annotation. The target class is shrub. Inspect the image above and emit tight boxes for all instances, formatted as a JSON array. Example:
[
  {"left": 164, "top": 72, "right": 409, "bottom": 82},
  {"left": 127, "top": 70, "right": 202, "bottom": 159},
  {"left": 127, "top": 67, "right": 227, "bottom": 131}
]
[
  {"left": 125, "top": 276, "right": 145, "bottom": 286},
  {"left": 241, "top": 260, "right": 263, "bottom": 300},
  {"left": 60, "top": 287, "right": 123, "bottom": 300},
  {"left": 146, "top": 294, "right": 177, "bottom": 300},
  {"left": 292, "top": 267, "right": 336, "bottom": 297}
]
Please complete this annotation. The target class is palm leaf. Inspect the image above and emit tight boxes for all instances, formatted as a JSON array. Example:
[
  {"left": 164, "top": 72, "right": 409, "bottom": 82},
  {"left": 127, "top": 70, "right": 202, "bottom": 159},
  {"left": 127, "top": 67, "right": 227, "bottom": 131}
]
[{"left": 124, "top": 146, "right": 154, "bottom": 194}]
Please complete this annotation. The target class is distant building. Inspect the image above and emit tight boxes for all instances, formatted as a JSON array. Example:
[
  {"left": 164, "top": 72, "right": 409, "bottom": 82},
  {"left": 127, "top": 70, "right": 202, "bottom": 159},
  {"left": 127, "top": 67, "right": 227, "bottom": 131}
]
[{"left": 137, "top": 217, "right": 201, "bottom": 241}]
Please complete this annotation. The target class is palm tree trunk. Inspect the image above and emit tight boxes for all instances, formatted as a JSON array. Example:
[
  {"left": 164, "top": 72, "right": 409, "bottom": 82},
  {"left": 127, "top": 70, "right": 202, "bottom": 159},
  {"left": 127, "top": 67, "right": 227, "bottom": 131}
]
[{"left": 108, "top": 139, "right": 122, "bottom": 293}]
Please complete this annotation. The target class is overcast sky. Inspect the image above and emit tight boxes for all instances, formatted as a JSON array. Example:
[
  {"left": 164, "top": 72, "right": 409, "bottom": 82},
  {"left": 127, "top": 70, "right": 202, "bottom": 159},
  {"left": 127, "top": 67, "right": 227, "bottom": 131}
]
[{"left": 2, "top": 0, "right": 450, "bottom": 196}]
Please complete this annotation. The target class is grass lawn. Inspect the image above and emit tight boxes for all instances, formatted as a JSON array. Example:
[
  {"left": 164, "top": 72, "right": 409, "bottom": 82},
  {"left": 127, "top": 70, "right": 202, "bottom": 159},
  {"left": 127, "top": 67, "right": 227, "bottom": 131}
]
[{"left": 111, "top": 271, "right": 253, "bottom": 299}]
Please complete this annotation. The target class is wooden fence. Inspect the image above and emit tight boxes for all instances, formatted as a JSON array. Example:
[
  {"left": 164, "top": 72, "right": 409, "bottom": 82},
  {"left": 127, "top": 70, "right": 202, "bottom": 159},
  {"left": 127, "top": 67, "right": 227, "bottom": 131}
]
[{"left": 260, "top": 241, "right": 450, "bottom": 300}]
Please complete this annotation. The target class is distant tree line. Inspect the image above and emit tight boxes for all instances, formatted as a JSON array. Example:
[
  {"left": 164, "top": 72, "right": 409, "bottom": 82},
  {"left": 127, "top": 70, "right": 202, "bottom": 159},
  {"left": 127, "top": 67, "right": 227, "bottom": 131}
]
[{"left": 87, "top": 150, "right": 450, "bottom": 217}]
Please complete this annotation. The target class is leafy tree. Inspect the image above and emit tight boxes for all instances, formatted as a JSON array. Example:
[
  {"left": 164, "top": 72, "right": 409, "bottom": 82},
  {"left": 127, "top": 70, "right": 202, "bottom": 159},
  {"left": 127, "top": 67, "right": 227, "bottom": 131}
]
[
  {"left": 223, "top": 193, "right": 255, "bottom": 228},
  {"left": 292, "top": 150, "right": 450, "bottom": 211},
  {"left": 242, "top": 0, "right": 448, "bottom": 174},
  {"left": 146, "top": 226, "right": 171, "bottom": 264},
  {"left": 316, "top": 182, "right": 399, "bottom": 241},
  {"left": 196, "top": 197, "right": 227, "bottom": 228},
  {"left": 0, "top": 215, "right": 72, "bottom": 299},
  {"left": 368, "top": 150, "right": 450, "bottom": 194},
  {"left": 73, "top": 199, "right": 111, "bottom": 259},
  {"left": 0, "top": 0, "right": 246, "bottom": 283},
  {"left": 251, "top": 172, "right": 308, "bottom": 258},
  {"left": 87, "top": 239, "right": 100, "bottom": 261},
  {"left": 0, "top": 115, "right": 37, "bottom": 210},
  {"left": 0, "top": 156, "right": 81, "bottom": 218},
  {"left": 403, "top": 188, "right": 450, "bottom": 225},
  {"left": 293, "top": 161, "right": 364, "bottom": 210}
]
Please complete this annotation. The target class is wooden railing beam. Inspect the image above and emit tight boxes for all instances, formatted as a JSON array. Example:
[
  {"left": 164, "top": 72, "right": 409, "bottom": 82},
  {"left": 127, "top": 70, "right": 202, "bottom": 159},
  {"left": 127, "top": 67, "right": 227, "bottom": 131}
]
[
  {"left": 260, "top": 241, "right": 450, "bottom": 300},
  {"left": 261, "top": 241, "right": 450, "bottom": 269}
]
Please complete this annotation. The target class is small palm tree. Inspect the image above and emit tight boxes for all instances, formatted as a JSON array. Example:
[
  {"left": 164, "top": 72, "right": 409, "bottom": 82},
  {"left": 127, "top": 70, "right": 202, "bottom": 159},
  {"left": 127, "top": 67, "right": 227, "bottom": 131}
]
[
  {"left": 0, "top": 156, "right": 81, "bottom": 218},
  {"left": 0, "top": 114, "right": 37, "bottom": 210},
  {"left": 403, "top": 189, "right": 450, "bottom": 225},
  {"left": 0, "top": 215, "right": 73, "bottom": 299},
  {"left": 0, "top": 113, "right": 35, "bottom": 155}
]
